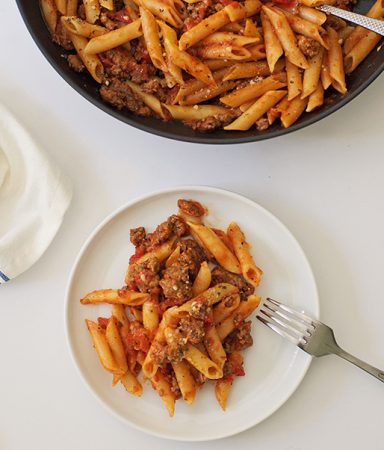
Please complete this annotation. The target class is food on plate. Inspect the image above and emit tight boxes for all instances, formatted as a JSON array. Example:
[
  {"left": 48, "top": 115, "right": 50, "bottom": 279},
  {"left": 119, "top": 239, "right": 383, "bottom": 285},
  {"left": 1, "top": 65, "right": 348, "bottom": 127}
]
[
  {"left": 40, "top": 0, "right": 383, "bottom": 132},
  {"left": 80, "top": 198, "right": 262, "bottom": 415}
]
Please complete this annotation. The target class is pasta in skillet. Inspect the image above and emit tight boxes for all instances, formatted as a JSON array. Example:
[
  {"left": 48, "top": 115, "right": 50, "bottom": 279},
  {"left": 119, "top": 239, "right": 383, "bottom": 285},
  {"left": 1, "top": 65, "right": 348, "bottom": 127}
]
[{"left": 42, "top": 0, "right": 383, "bottom": 132}]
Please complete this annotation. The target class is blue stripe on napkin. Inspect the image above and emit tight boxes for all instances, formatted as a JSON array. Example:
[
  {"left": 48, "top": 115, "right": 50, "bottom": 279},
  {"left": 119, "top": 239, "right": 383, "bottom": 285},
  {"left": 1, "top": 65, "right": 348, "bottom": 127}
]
[{"left": 0, "top": 271, "right": 10, "bottom": 282}]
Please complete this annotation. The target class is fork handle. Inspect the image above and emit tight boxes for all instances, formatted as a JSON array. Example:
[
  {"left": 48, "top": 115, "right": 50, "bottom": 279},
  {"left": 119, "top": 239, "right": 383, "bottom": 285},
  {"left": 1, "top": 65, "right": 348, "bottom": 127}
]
[{"left": 333, "top": 346, "right": 384, "bottom": 383}]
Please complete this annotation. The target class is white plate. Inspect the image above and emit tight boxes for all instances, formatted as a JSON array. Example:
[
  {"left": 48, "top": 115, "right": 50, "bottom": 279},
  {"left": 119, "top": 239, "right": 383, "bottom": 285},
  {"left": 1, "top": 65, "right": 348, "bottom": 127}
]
[{"left": 65, "top": 186, "right": 319, "bottom": 441}]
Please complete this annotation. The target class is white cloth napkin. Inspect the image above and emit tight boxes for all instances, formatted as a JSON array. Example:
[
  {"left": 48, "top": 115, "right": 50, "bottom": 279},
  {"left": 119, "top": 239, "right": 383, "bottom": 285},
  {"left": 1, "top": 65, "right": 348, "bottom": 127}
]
[{"left": 0, "top": 103, "right": 72, "bottom": 283}]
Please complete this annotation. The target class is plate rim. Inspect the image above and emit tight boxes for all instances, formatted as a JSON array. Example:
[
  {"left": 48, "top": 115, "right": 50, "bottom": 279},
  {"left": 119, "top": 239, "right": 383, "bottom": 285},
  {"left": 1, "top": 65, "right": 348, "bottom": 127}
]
[{"left": 64, "top": 185, "right": 319, "bottom": 441}]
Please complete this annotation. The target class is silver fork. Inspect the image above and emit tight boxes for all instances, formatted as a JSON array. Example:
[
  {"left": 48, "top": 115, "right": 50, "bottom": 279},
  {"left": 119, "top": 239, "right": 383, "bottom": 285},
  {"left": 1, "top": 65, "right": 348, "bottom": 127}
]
[
  {"left": 316, "top": 5, "right": 384, "bottom": 37},
  {"left": 257, "top": 298, "right": 384, "bottom": 383}
]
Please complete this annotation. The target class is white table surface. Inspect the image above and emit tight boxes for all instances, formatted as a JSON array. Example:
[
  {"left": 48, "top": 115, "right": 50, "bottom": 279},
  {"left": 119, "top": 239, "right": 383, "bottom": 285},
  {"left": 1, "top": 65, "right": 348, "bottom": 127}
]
[{"left": 2, "top": 2, "right": 384, "bottom": 449}]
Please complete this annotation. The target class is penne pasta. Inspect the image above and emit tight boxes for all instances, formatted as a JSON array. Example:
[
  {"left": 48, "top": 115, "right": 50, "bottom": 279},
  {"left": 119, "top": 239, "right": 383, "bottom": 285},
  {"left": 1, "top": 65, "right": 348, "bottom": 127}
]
[
  {"left": 172, "top": 361, "right": 197, "bottom": 404},
  {"left": 280, "top": 9, "right": 328, "bottom": 49},
  {"left": 164, "top": 105, "right": 234, "bottom": 121},
  {"left": 298, "top": 5, "right": 327, "bottom": 26},
  {"left": 261, "top": 10, "right": 283, "bottom": 73},
  {"left": 301, "top": 47, "right": 324, "bottom": 99},
  {"left": 112, "top": 304, "right": 136, "bottom": 372},
  {"left": 141, "top": 0, "right": 183, "bottom": 28},
  {"left": 213, "top": 294, "right": 241, "bottom": 324},
  {"left": 280, "top": 95, "right": 308, "bottom": 128},
  {"left": 327, "top": 26, "right": 347, "bottom": 94},
  {"left": 82, "top": 0, "right": 101, "bottom": 24},
  {"left": 151, "top": 369, "right": 176, "bottom": 416},
  {"left": 192, "top": 261, "right": 212, "bottom": 297},
  {"left": 175, "top": 283, "right": 239, "bottom": 315},
  {"left": 121, "top": 369, "right": 143, "bottom": 396},
  {"left": 178, "top": 81, "right": 237, "bottom": 106},
  {"left": 187, "top": 222, "right": 241, "bottom": 274},
  {"left": 66, "top": 0, "right": 79, "bottom": 16},
  {"left": 106, "top": 316, "right": 129, "bottom": 385},
  {"left": 70, "top": 34, "right": 105, "bottom": 83},
  {"left": 86, "top": 320, "right": 123, "bottom": 375},
  {"left": 100, "top": 0, "right": 114, "bottom": 9},
  {"left": 168, "top": 46, "right": 216, "bottom": 86},
  {"left": 165, "top": 245, "right": 181, "bottom": 268},
  {"left": 227, "top": 222, "right": 263, "bottom": 286},
  {"left": 224, "top": 0, "right": 262, "bottom": 22},
  {"left": 135, "top": 236, "right": 177, "bottom": 265},
  {"left": 179, "top": 10, "right": 230, "bottom": 50},
  {"left": 143, "top": 299, "right": 160, "bottom": 334},
  {"left": 267, "top": 94, "right": 289, "bottom": 125},
  {"left": 194, "top": 44, "right": 251, "bottom": 61},
  {"left": 157, "top": 20, "right": 184, "bottom": 85},
  {"left": 215, "top": 377, "right": 233, "bottom": 411},
  {"left": 343, "top": 0, "right": 384, "bottom": 55},
  {"left": 142, "top": 308, "right": 178, "bottom": 379},
  {"left": 204, "top": 325, "right": 227, "bottom": 370},
  {"left": 55, "top": 0, "right": 67, "bottom": 15},
  {"left": 205, "top": 59, "right": 237, "bottom": 71},
  {"left": 223, "top": 59, "right": 285, "bottom": 82},
  {"left": 184, "top": 344, "right": 223, "bottom": 379},
  {"left": 220, "top": 73, "right": 287, "bottom": 108},
  {"left": 263, "top": 6, "right": 309, "bottom": 70},
  {"left": 140, "top": 7, "right": 167, "bottom": 72},
  {"left": 216, "top": 295, "right": 261, "bottom": 341},
  {"left": 80, "top": 288, "right": 149, "bottom": 306},
  {"left": 244, "top": 18, "right": 262, "bottom": 40},
  {"left": 306, "top": 81, "right": 324, "bottom": 112},
  {"left": 321, "top": 49, "right": 332, "bottom": 90},
  {"left": 41, "top": 0, "right": 58, "bottom": 35},
  {"left": 61, "top": 16, "right": 107, "bottom": 38},
  {"left": 286, "top": 58, "right": 303, "bottom": 100},
  {"left": 344, "top": 30, "right": 382, "bottom": 74},
  {"left": 200, "top": 32, "right": 260, "bottom": 48},
  {"left": 84, "top": 19, "right": 142, "bottom": 54},
  {"left": 224, "top": 90, "right": 287, "bottom": 131}
]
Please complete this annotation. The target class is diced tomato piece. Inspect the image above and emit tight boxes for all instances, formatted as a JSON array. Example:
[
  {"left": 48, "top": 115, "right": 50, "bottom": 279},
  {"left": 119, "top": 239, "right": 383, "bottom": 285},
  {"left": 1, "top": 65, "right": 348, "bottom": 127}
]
[
  {"left": 97, "top": 317, "right": 109, "bottom": 329},
  {"left": 107, "top": 8, "right": 133, "bottom": 23}
]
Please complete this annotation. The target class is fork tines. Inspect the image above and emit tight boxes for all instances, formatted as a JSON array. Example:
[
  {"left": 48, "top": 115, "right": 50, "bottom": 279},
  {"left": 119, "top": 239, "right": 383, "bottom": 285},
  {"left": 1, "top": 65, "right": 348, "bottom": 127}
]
[{"left": 257, "top": 298, "right": 315, "bottom": 346}]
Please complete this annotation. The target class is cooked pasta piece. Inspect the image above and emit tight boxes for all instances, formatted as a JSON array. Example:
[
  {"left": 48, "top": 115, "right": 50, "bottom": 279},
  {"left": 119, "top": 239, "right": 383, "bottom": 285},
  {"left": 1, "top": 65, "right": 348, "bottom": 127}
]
[
  {"left": 216, "top": 295, "right": 261, "bottom": 341},
  {"left": 61, "top": 16, "right": 107, "bottom": 38},
  {"left": 220, "top": 73, "right": 287, "bottom": 108},
  {"left": 84, "top": 19, "right": 142, "bottom": 54},
  {"left": 344, "top": 31, "right": 382, "bottom": 73},
  {"left": 224, "top": 90, "right": 286, "bottom": 131},
  {"left": 81, "top": 288, "right": 149, "bottom": 306},
  {"left": 187, "top": 222, "right": 241, "bottom": 274},
  {"left": 301, "top": 47, "right": 324, "bottom": 98},
  {"left": 213, "top": 294, "right": 241, "bottom": 324},
  {"left": 83, "top": 0, "right": 101, "bottom": 24},
  {"left": 140, "top": 7, "right": 167, "bottom": 72},
  {"left": 306, "top": 81, "right": 324, "bottom": 112},
  {"left": 151, "top": 369, "right": 176, "bottom": 416},
  {"left": 86, "top": 319, "right": 123, "bottom": 375},
  {"left": 327, "top": 26, "right": 347, "bottom": 94},
  {"left": 261, "top": 10, "right": 283, "bottom": 73},
  {"left": 227, "top": 222, "right": 263, "bottom": 286},
  {"left": 280, "top": 95, "right": 308, "bottom": 128},
  {"left": 262, "top": 6, "right": 309, "bottom": 69},
  {"left": 286, "top": 58, "right": 303, "bottom": 100},
  {"left": 192, "top": 261, "right": 212, "bottom": 296}
]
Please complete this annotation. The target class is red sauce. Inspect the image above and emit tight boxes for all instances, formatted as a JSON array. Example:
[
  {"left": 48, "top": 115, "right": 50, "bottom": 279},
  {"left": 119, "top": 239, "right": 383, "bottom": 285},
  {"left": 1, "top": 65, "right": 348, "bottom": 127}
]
[
  {"left": 106, "top": 8, "right": 133, "bottom": 23},
  {"left": 97, "top": 317, "right": 109, "bottom": 329},
  {"left": 129, "top": 244, "right": 146, "bottom": 264},
  {"left": 272, "top": 0, "right": 298, "bottom": 8}
]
